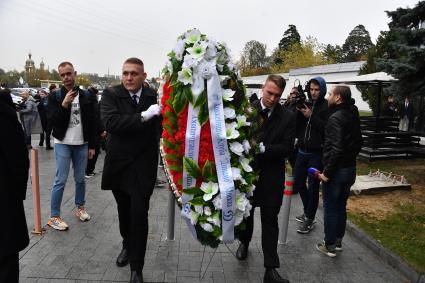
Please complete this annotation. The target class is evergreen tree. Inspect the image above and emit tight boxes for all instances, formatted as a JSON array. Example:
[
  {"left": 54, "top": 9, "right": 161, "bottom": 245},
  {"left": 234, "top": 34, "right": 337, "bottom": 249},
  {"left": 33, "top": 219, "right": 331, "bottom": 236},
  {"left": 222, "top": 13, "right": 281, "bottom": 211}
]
[
  {"left": 322, "top": 44, "right": 344, "bottom": 63},
  {"left": 342, "top": 24, "right": 375, "bottom": 62},
  {"left": 377, "top": 1, "right": 425, "bottom": 131},
  {"left": 278, "top": 24, "right": 301, "bottom": 51}
]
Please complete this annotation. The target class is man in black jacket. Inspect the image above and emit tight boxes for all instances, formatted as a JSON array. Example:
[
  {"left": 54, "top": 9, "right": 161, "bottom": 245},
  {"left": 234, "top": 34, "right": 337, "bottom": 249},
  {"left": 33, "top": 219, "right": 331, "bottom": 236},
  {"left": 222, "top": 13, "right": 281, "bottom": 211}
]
[
  {"left": 317, "top": 85, "right": 362, "bottom": 257},
  {"left": 294, "top": 77, "right": 328, "bottom": 234},
  {"left": 0, "top": 89, "right": 29, "bottom": 282},
  {"left": 101, "top": 57, "right": 161, "bottom": 283},
  {"left": 236, "top": 75, "right": 295, "bottom": 283},
  {"left": 47, "top": 61, "right": 97, "bottom": 231},
  {"left": 37, "top": 89, "right": 53, "bottom": 149}
]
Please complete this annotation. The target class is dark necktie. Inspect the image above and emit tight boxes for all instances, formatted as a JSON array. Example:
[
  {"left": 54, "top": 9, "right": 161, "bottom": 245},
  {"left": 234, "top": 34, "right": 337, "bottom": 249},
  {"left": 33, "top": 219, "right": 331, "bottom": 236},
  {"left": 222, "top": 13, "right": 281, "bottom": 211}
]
[
  {"left": 132, "top": 94, "right": 138, "bottom": 106},
  {"left": 261, "top": 108, "right": 270, "bottom": 120}
]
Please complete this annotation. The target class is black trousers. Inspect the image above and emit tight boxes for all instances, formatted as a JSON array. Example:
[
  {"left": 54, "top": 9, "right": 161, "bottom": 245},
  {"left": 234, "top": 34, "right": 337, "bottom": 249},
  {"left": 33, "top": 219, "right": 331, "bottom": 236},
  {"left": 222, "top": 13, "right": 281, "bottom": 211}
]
[
  {"left": 39, "top": 119, "right": 52, "bottom": 147},
  {"left": 86, "top": 143, "right": 100, "bottom": 174},
  {"left": 238, "top": 205, "right": 281, "bottom": 268},
  {"left": 112, "top": 190, "right": 150, "bottom": 272},
  {"left": 0, "top": 253, "right": 19, "bottom": 283}
]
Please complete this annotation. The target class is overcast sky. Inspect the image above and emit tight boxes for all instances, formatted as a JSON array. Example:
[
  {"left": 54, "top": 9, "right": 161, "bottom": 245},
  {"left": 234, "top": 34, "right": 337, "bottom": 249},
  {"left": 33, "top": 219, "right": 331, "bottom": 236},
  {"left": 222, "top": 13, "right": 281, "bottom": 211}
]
[{"left": 0, "top": 0, "right": 419, "bottom": 78}]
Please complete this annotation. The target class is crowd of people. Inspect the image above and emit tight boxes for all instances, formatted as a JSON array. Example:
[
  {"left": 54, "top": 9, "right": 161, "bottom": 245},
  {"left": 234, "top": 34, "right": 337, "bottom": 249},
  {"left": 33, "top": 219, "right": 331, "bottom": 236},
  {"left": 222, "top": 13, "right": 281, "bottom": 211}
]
[{"left": 1, "top": 58, "right": 364, "bottom": 283}]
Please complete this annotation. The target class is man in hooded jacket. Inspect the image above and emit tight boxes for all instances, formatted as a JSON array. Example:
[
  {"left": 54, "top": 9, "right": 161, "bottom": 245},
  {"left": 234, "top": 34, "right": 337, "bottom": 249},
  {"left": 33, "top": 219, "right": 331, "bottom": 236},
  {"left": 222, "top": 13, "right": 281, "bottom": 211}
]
[{"left": 293, "top": 77, "right": 328, "bottom": 234}]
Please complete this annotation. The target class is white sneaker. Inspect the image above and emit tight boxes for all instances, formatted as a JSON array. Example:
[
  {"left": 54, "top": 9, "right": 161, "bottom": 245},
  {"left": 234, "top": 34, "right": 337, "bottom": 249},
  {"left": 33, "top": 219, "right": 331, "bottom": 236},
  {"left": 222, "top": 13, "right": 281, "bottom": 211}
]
[
  {"left": 47, "top": 217, "right": 69, "bottom": 231},
  {"left": 75, "top": 207, "right": 91, "bottom": 221}
]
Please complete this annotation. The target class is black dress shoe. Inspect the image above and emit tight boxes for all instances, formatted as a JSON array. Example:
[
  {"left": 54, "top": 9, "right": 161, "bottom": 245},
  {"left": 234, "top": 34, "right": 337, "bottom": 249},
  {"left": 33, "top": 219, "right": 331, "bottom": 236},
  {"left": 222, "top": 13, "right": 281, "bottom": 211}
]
[
  {"left": 130, "top": 270, "right": 143, "bottom": 283},
  {"left": 264, "top": 268, "right": 289, "bottom": 283},
  {"left": 46, "top": 146, "right": 53, "bottom": 150},
  {"left": 236, "top": 242, "right": 249, "bottom": 260},
  {"left": 116, "top": 248, "right": 129, "bottom": 267}
]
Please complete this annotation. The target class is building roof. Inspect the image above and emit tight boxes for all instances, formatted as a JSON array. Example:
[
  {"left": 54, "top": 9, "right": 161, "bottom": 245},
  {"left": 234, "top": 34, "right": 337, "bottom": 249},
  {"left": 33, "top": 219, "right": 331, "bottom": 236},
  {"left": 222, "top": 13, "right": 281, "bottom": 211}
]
[{"left": 289, "top": 61, "right": 365, "bottom": 76}]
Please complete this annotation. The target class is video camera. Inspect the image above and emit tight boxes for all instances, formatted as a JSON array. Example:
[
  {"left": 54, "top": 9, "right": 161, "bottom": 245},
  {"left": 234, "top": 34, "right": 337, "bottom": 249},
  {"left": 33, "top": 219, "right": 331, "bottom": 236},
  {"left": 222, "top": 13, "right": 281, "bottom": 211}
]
[{"left": 293, "top": 79, "right": 310, "bottom": 109}]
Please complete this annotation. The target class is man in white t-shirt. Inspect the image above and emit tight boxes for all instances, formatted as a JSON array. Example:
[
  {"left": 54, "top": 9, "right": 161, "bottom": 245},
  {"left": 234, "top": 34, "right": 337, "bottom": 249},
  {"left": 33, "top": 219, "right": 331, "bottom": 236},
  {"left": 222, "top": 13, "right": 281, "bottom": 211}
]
[{"left": 47, "top": 61, "right": 97, "bottom": 231}]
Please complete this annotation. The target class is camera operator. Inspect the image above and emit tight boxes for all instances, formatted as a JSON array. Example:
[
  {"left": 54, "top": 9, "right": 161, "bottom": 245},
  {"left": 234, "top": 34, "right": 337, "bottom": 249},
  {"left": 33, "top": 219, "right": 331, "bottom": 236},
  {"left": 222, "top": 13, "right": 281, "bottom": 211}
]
[
  {"left": 294, "top": 76, "right": 328, "bottom": 234},
  {"left": 283, "top": 87, "right": 299, "bottom": 113}
]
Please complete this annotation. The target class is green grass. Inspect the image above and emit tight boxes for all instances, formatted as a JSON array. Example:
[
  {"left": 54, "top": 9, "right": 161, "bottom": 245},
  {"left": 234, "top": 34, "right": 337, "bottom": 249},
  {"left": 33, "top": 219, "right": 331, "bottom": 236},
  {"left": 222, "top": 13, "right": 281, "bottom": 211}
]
[
  {"left": 359, "top": 110, "right": 372, "bottom": 117},
  {"left": 349, "top": 159, "right": 425, "bottom": 273},
  {"left": 349, "top": 204, "right": 425, "bottom": 273}
]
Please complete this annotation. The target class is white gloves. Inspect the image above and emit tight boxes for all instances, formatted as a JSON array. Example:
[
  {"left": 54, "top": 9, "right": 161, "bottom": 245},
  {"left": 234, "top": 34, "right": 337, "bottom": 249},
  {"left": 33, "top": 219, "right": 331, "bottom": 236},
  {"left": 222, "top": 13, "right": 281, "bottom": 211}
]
[{"left": 141, "top": 104, "right": 161, "bottom": 122}]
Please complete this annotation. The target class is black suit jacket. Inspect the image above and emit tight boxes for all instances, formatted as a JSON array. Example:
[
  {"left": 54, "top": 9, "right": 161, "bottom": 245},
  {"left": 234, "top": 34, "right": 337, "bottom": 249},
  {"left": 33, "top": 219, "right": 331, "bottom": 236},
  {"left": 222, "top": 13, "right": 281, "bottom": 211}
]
[
  {"left": 252, "top": 100, "right": 296, "bottom": 207},
  {"left": 0, "top": 91, "right": 29, "bottom": 258},
  {"left": 100, "top": 84, "right": 162, "bottom": 197}
]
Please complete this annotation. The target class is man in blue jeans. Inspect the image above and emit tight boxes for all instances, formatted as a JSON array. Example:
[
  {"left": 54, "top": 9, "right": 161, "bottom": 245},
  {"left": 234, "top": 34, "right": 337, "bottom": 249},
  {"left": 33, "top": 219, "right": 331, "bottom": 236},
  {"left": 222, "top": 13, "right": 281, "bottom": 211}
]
[
  {"left": 317, "top": 85, "right": 362, "bottom": 257},
  {"left": 47, "top": 61, "right": 97, "bottom": 230},
  {"left": 293, "top": 77, "right": 328, "bottom": 234}
]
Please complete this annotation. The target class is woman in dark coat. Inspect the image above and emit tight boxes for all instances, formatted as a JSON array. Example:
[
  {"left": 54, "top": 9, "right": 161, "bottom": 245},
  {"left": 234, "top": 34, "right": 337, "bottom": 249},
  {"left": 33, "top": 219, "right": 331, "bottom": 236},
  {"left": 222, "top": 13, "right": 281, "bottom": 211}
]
[{"left": 0, "top": 89, "right": 30, "bottom": 282}]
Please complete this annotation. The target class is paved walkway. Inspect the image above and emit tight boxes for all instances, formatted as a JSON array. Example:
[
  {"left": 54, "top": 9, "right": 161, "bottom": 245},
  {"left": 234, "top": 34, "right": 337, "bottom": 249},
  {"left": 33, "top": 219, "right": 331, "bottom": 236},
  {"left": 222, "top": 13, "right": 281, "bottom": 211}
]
[{"left": 19, "top": 142, "right": 407, "bottom": 282}]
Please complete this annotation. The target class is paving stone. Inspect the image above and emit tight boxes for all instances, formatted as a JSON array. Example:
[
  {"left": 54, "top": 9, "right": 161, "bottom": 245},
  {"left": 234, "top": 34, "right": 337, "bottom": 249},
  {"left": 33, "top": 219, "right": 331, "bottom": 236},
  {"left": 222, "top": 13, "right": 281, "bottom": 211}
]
[{"left": 18, "top": 143, "right": 409, "bottom": 283}]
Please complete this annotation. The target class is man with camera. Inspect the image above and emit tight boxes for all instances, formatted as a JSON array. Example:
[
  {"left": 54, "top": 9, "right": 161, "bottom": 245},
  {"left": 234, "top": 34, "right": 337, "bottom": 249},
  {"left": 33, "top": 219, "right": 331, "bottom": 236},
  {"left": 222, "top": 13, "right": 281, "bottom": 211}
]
[
  {"left": 47, "top": 61, "right": 97, "bottom": 231},
  {"left": 293, "top": 76, "right": 328, "bottom": 234}
]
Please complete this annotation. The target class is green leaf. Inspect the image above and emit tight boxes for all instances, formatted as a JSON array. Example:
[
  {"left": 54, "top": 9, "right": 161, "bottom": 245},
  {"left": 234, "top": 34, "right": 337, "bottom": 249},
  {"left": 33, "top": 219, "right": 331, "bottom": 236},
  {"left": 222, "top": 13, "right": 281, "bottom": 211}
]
[
  {"left": 165, "top": 111, "right": 177, "bottom": 125},
  {"left": 183, "top": 157, "right": 201, "bottom": 179},
  {"left": 164, "top": 153, "right": 178, "bottom": 161},
  {"left": 184, "top": 86, "right": 194, "bottom": 104},
  {"left": 213, "top": 225, "right": 221, "bottom": 237},
  {"left": 188, "top": 196, "right": 206, "bottom": 206},
  {"left": 169, "top": 164, "right": 183, "bottom": 172},
  {"left": 194, "top": 89, "right": 207, "bottom": 108},
  {"left": 164, "top": 124, "right": 175, "bottom": 136},
  {"left": 182, "top": 187, "right": 203, "bottom": 195},
  {"left": 202, "top": 160, "right": 214, "bottom": 181},
  {"left": 198, "top": 100, "right": 209, "bottom": 126},
  {"left": 172, "top": 88, "right": 187, "bottom": 115},
  {"left": 162, "top": 139, "right": 179, "bottom": 150}
]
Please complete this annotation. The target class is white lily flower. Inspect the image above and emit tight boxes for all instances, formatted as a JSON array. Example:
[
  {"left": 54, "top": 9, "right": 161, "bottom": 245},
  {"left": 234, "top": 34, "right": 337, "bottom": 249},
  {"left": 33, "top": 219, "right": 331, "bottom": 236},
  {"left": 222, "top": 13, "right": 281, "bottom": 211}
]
[
  {"left": 229, "top": 141, "right": 244, "bottom": 156},
  {"left": 226, "top": 122, "right": 240, "bottom": 139},
  {"left": 227, "top": 62, "right": 236, "bottom": 72},
  {"left": 173, "top": 39, "right": 185, "bottom": 61},
  {"left": 236, "top": 115, "right": 251, "bottom": 127},
  {"left": 246, "top": 184, "right": 256, "bottom": 197},
  {"left": 166, "top": 60, "right": 173, "bottom": 74},
  {"left": 224, "top": 107, "right": 236, "bottom": 119},
  {"left": 207, "top": 212, "right": 221, "bottom": 226},
  {"left": 232, "top": 167, "right": 243, "bottom": 181},
  {"left": 189, "top": 210, "right": 199, "bottom": 225},
  {"left": 212, "top": 195, "right": 222, "bottom": 210},
  {"left": 236, "top": 190, "right": 249, "bottom": 211},
  {"left": 244, "top": 202, "right": 252, "bottom": 218},
  {"left": 204, "top": 206, "right": 212, "bottom": 216},
  {"left": 187, "top": 41, "right": 207, "bottom": 61},
  {"left": 185, "top": 29, "right": 201, "bottom": 44},
  {"left": 194, "top": 205, "right": 204, "bottom": 215},
  {"left": 182, "top": 56, "right": 197, "bottom": 69},
  {"left": 200, "top": 222, "right": 214, "bottom": 232},
  {"left": 177, "top": 68, "right": 192, "bottom": 85},
  {"left": 239, "top": 156, "right": 253, "bottom": 172},
  {"left": 222, "top": 90, "right": 235, "bottom": 101},
  {"left": 200, "top": 181, "right": 219, "bottom": 201},
  {"left": 216, "top": 64, "right": 224, "bottom": 72},
  {"left": 242, "top": 140, "right": 251, "bottom": 154},
  {"left": 234, "top": 210, "right": 244, "bottom": 226}
]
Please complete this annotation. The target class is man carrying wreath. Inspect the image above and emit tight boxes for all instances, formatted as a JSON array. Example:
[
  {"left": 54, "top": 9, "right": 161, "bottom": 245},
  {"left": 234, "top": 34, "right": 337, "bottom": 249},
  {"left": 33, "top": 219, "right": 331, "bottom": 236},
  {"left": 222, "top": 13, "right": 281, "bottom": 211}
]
[
  {"left": 236, "top": 75, "right": 295, "bottom": 283},
  {"left": 101, "top": 57, "right": 162, "bottom": 283}
]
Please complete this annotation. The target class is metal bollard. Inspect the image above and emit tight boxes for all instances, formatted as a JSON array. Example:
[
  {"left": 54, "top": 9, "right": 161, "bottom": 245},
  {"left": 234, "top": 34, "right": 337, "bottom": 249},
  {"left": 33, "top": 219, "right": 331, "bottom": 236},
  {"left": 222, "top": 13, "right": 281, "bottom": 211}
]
[
  {"left": 166, "top": 188, "right": 175, "bottom": 241},
  {"left": 278, "top": 174, "right": 293, "bottom": 244},
  {"left": 30, "top": 149, "right": 43, "bottom": 235}
]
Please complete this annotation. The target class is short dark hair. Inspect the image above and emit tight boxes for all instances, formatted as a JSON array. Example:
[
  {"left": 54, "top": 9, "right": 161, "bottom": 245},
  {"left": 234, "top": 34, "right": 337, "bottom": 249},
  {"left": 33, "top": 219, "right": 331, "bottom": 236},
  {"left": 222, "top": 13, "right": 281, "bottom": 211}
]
[
  {"left": 265, "top": 75, "right": 286, "bottom": 91},
  {"left": 124, "top": 57, "right": 144, "bottom": 68},
  {"left": 58, "top": 61, "right": 74, "bottom": 69},
  {"left": 333, "top": 85, "right": 351, "bottom": 104},
  {"left": 49, "top": 84, "right": 57, "bottom": 91}
]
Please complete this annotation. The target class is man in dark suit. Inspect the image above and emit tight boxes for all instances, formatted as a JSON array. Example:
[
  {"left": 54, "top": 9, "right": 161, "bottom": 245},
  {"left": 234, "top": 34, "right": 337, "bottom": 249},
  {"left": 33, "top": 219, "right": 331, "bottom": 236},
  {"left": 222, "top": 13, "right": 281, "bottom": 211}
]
[
  {"left": 101, "top": 57, "right": 162, "bottom": 283},
  {"left": 236, "top": 75, "right": 295, "bottom": 283},
  {"left": 0, "top": 89, "right": 30, "bottom": 283},
  {"left": 37, "top": 89, "right": 53, "bottom": 149}
]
